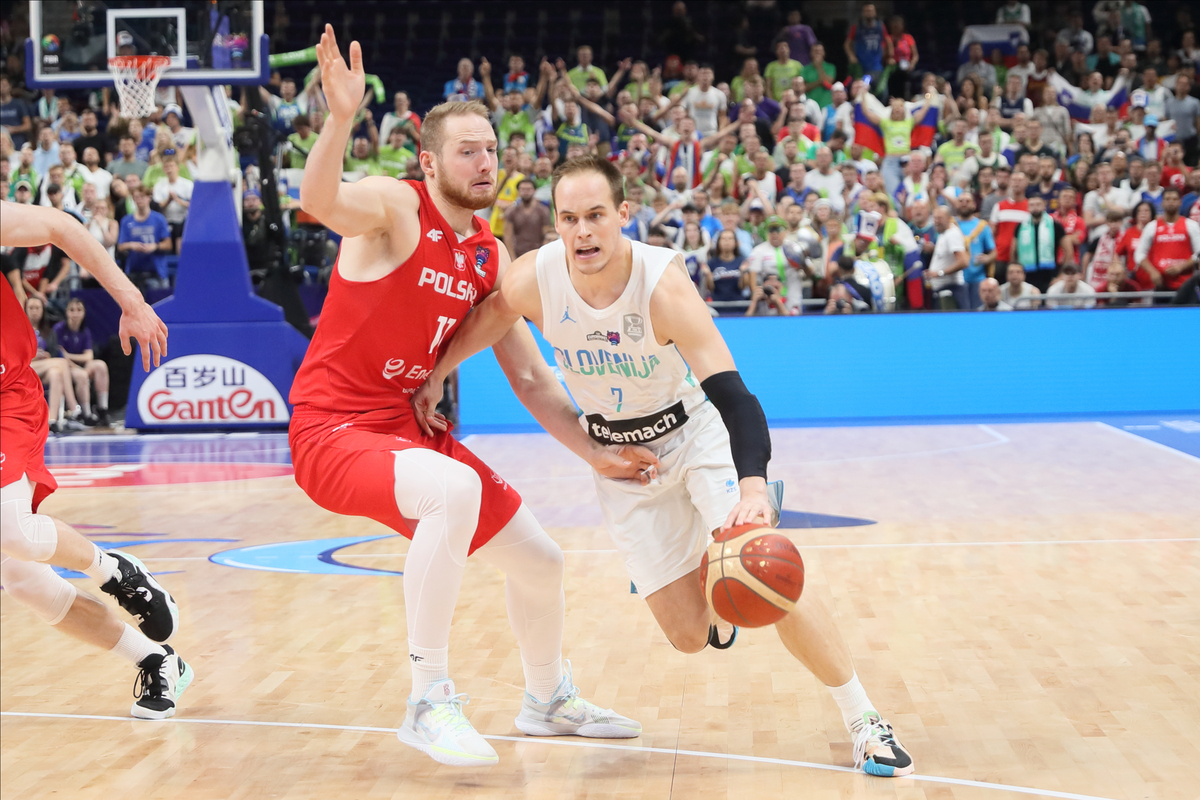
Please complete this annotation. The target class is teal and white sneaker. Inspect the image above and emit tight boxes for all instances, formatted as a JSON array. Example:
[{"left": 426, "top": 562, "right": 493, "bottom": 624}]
[
  {"left": 766, "top": 479, "right": 784, "bottom": 527},
  {"left": 515, "top": 661, "right": 641, "bottom": 738},
  {"left": 851, "top": 712, "right": 914, "bottom": 777},
  {"left": 131, "top": 645, "right": 193, "bottom": 720},
  {"left": 397, "top": 680, "right": 498, "bottom": 767}
]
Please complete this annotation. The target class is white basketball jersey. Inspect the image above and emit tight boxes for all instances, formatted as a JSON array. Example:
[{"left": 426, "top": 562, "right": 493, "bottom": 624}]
[{"left": 536, "top": 238, "right": 707, "bottom": 446}]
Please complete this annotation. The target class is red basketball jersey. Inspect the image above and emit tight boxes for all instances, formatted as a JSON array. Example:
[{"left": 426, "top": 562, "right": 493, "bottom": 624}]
[{"left": 290, "top": 180, "right": 502, "bottom": 415}]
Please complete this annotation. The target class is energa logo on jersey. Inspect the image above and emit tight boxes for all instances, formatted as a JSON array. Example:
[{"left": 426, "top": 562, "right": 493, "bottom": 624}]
[{"left": 137, "top": 354, "right": 289, "bottom": 424}]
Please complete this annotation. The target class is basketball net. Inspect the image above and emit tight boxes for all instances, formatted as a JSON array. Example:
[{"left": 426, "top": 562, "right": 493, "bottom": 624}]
[{"left": 108, "top": 55, "right": 173, "bottom": 120}]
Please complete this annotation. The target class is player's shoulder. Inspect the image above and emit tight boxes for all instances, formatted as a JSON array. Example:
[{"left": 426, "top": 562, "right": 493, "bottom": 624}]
[{"left": 362, "top": 176, "right": 421, "bottom": 212}]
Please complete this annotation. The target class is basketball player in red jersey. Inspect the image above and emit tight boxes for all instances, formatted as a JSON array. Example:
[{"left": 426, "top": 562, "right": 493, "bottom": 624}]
[
  {"left": 290, "top": 26, "right": 646, "bottom": 767},
  {"left": 1, "top": 200, "right": 193, "bottom": 720}
]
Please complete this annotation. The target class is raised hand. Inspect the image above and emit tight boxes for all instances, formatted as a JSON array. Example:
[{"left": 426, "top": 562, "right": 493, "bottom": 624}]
[
  {"left": 314, "top": 23, "right": 364, "bottom": 122},
  {"left": 479, "top": 57, "right": 491, "bottom": 78}
]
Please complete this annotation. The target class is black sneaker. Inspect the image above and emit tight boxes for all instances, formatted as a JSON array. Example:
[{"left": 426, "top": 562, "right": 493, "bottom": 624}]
[
  {"left": 82, "top": 412, "right": 100, "bottom": 427},
  {"left": 131, "top": 644, "right": 194, "bottom": 720},
  {"left": 100, "top": 551, "right": 180, "bottom": 642},
  {"left": 707, "top": 621, "right": 738, "bottom": 650},
  {"left": 96, "top": 407, "right": 110, "bottom": 427}
]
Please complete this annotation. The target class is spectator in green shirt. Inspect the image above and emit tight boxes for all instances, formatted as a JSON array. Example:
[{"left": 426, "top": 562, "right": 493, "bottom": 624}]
[
  {"left": 730, "top": 58, "right": 761, "bottom": 104},
  {"left": 286, "top": 114, "right": 319, "bottom": 169},
  {"left": 935, "top": 119, "right": 975, "bottom": 175},
  {"left": 344, "top": 135, "right": 384, "bottom": 177},
  {"left": 801, "top": 44, "right": 837, "bottom": 108},
  {"left": 567, "top": 46, "right": 607, "bottom": 93},
  {"left": 764, "top": 41, "right": 803, "bottom": 101},
  {"left": 377, "top": 128, "right": 416, "bottom": 178}
]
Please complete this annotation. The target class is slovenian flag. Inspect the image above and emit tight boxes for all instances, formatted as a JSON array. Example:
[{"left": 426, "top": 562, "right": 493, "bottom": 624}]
[
  {"left": 958, "top": 25, "right": 1029, "bottom": 67},
  {"left": 854, "top": 95, "right": 885, "bottom": 156},
  {"left": 911, "top": 101, "right": 938, "bottom": 149},
  {"left": 1049, "top": 72, "right": 1131, "bottom": 122}
]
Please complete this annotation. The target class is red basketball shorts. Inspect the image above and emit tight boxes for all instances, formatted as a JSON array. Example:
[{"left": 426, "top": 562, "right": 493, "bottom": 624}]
[
  {"left": 0, "top": 375, "right": 57, "bottom": 511},
  {"left": 289, "top": 407, "right": 522, "bottom": 555}
]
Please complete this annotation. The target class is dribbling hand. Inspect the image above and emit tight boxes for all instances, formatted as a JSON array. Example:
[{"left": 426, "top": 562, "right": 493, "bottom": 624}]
[
  {"left": 410, "top": 378, "right": 449, "bottom": 437},
  {"left": 314, "top": 24, "right": 364, "bottom": 122},
  {"left": 722, "top": 478, "right": 773, "bottom": 531}
]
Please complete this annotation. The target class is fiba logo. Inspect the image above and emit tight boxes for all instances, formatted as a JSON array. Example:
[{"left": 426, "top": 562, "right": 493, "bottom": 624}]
[{"left": 41, "top": 34, "right": 60, "bottom": 53}]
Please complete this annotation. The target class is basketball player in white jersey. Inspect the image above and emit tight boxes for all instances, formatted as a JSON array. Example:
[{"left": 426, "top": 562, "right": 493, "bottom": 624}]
[{"left": 412, "top": 155, "right": 915, "bottom": 777}]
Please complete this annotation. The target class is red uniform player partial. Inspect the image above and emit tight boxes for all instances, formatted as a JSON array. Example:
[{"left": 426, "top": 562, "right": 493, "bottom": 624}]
[
  {"left": 1, "top": 200, "right": 190, "bottom": 721},
  {"left": 289, "top": 180, "right": 521, "bottom": 552},
  {"left": 292, "top": 26, "right": 650, "bottom": 768}
]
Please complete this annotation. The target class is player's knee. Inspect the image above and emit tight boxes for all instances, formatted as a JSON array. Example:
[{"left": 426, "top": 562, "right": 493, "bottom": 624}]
[
  {"left": 0, "top": 498, "right": 58, "bottom": 562},
  {"left": 0, "top": 557, "right": 77, "bottom": 625},
  {"left": 666, "top": 625, "right": 710, "bottom": 654},
  {"left": 93, "top": 360, "right": 108, "bottom": 377}
]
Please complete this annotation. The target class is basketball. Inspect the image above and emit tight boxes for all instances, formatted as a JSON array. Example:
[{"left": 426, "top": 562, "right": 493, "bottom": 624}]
[{"left": 701, "top": 524, "right": 804, "bottom": 628}]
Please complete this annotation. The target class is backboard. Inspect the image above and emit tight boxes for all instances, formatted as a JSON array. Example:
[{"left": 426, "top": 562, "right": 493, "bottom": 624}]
[{"left": 26, "top": 0, "right": 268, "bottom": 88}]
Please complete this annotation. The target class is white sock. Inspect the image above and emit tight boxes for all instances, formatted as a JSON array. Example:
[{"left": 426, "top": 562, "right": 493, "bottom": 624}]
[
  {"left": 522, "top": 657, "right": 564, "bottom": 703},
  {"left": 828, "top": 673, "right": 876, "bottom": 732},
  {"left": 111, "top": 623, "right": 166, "bottom": 665},
  {"left": 82, "top": 400, "right": 92, "bottom": 415},
  {"left": 83, "top": 547, "right": 120, "bottom": 584},
  {"left": 408, "top": 641, "right": 449, "bottom": 701},
  {"left": 98, "top": 391, "right": 109, "bottom": 409}
]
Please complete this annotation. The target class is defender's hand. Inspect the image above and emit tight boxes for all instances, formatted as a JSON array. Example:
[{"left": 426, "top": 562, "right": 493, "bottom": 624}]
[
  {"left": 410, "top": 378, "right": 449, "bottom": 437},
  {"left": 590, "top": 444, "right": 662, "bottom": 485},
  {"left": 314, "top": 24, "right": 364, "bottom": 122}
]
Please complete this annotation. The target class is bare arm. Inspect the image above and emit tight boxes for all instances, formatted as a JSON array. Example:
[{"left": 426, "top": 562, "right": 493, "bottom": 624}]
[
  {"left": 911, "top": 93, "right": 935, "bottom": 125},
  {"left": 5, "top": 265, "right": 27, "bottom": 305},
  {"left": 299, "top": 25, "right": 400, "bottom": 239},
  {"left": 567, "top": 81, "right": 616, "bottom": 126},
  {"left": 0, "top": 201, "right": 167, "bottom": 369},
  {"left": 856, "top": 90, "right": 881, "bottom": 126},
  {"left": 480, "top": 58, "right": 499, "bottom": 111}
]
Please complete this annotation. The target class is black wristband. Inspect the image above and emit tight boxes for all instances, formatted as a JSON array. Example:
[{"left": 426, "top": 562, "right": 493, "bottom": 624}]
[{"left": 700, "top": 370, "right": 771, "bottom": 481}]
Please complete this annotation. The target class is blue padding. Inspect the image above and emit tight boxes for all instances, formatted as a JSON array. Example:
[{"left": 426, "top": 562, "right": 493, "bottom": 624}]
[{"left": 457, "top": 310, "right": 1200, "bottom": 429}]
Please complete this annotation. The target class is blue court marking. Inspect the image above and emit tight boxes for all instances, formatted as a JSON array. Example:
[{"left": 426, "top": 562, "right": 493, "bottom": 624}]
[
  {"left": 210, "top": 535, "right": 403, "bottom": 576},
  {"left": 778, "top": 511, "right": 875, "bottom": 529},
  {"left": 53, "top": 537, "right": 239, "bottom": 579},
  {"left": 1099, "top": 416, "right": 1200, "bottom": 461}
]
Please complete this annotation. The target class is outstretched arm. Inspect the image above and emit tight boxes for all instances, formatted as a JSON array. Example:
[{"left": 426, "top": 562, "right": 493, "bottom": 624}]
[
  {"left": 1, "top": 201, "right": 167, "bottom": 370},
  {"left": 856, "top": 88, "right": 881, "bottom": 126}
]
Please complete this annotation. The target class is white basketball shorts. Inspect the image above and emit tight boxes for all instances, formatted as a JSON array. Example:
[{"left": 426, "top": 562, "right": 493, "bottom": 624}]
[{"left": 592, "top": 401, "right": 739, "bottom": 597}]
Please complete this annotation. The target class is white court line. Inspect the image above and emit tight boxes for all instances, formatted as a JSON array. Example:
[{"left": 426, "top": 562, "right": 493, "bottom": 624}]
[
  {"left": 1096, "top": 422, "right": 1200, "bottom": 466},
  {"left": 0, "top": 711, "right": 1118, "bottom": 800}
]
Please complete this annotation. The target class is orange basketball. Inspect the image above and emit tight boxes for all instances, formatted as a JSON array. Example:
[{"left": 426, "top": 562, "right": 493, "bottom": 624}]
[{"left": 700, "top": 524, "right": 804, "bottom": 628}]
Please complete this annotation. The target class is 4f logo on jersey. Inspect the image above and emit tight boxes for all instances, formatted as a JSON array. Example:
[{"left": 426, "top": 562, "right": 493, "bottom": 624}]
[
  {"left": 426, "top": 229, "right": 444, "bottom": 243},
  {"left": 474, "top": 245, "right": 491, "bottom": 278},
  {"left": 417, "top": 267, "right": 478, "bottom": 304}
]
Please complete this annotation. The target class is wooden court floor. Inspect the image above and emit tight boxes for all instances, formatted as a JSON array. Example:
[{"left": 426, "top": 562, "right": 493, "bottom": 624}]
[{"left": 2, "top": 421, "right": 1198, "bottom": 800}]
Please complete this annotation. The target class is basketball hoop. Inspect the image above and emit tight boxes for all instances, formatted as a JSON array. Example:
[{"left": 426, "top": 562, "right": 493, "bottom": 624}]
[{"left": 108, "top": 55, "right": 173, "bottom": 120}]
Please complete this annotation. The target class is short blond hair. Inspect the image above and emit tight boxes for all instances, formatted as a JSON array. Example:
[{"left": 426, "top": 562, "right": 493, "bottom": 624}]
[{"left": 420, "top": 100, "right": 491, "bottom": 158}]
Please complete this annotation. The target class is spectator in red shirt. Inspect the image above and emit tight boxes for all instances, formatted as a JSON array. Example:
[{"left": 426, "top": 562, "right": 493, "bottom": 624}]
[
  {"left": 989, "top": 170, "right": 1030, "bottom": 264},
  {"left": 1115, "top": 201, "right": 1159, "bottom": 290},
  {"left": 1052, "top": 186, "right": 1085, "bottom": 266}
]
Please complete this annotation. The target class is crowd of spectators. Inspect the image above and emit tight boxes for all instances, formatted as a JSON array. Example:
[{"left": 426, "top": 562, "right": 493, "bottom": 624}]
[{"left": 4, "top": 1, "right": 1200, "bottom": 326}]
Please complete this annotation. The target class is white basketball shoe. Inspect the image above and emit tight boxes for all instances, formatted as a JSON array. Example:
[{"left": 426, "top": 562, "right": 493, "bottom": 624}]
[
  {"left": 851, "top": 712, "right": 915, "bottom": 777},
  {"left": 515, "top": 661, "right": 641, "bottom": 738},
  {"left": 131, "top": 645, "right": 193, "bottom": 720},
  {"left": 397, "top": 679, "right": 498, "bottom": 767}
]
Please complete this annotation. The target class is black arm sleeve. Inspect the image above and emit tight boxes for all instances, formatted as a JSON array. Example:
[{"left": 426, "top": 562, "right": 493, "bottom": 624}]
[{"left": 700, "top": 370, "right": 771, "bottom": 481}]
